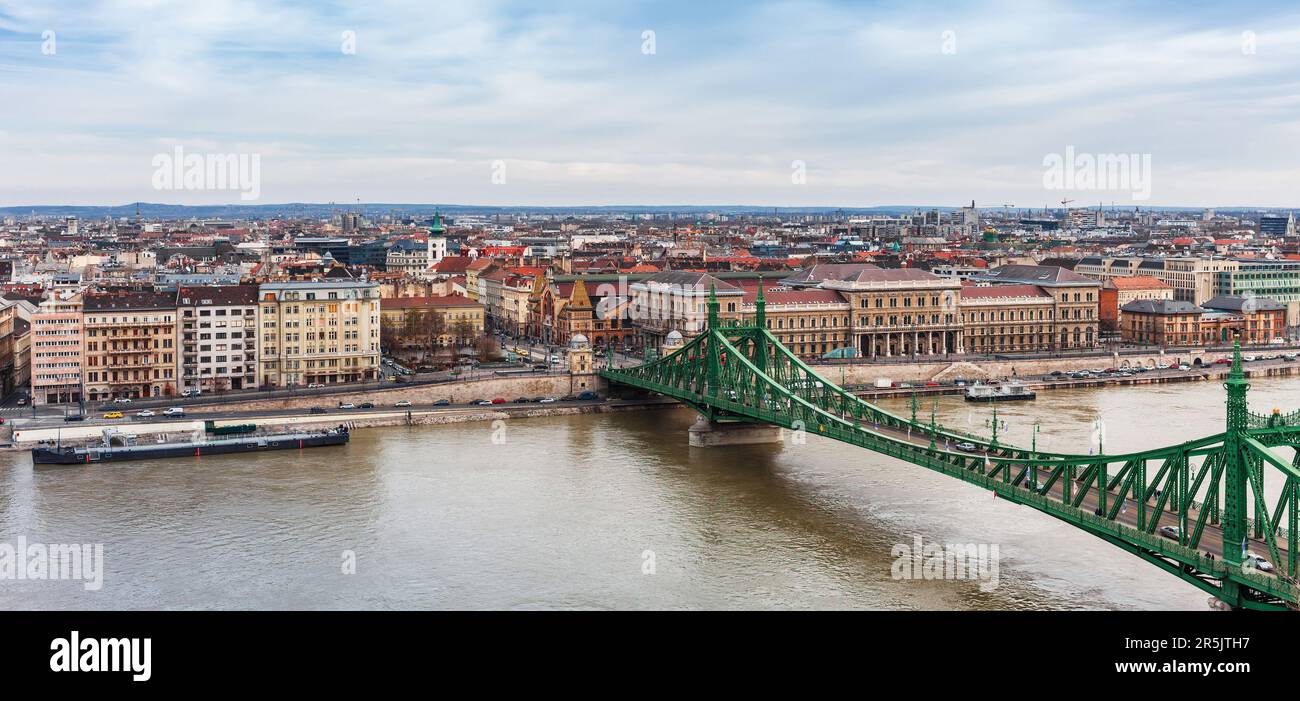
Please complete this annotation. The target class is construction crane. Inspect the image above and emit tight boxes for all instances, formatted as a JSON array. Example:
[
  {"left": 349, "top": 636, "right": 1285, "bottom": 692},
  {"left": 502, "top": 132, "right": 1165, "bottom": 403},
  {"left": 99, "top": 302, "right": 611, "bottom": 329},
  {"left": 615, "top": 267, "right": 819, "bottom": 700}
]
[
  {"left": 1001, "top": 204, "right": 1016, "bottom": 220},
  {"left": 1059, "top": 198, "right": 1075, "bottom": 222}
]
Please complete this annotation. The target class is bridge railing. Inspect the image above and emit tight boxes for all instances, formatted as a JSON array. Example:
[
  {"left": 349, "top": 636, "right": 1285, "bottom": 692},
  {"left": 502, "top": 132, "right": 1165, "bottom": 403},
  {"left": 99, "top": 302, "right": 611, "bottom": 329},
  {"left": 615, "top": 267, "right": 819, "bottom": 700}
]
[{"left": 604, "top": 322, "right": 1300, "bottom": 607}]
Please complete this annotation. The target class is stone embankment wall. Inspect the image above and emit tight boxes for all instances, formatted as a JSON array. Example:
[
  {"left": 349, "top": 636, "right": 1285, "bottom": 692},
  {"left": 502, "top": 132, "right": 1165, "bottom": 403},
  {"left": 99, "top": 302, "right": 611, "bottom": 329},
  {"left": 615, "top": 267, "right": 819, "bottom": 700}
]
[
  {"left": 810, "top": 348, "right": 1242, "bottom": 385},
  {"left": 178, "top": 375, "right": 607, "bottom": 415}
]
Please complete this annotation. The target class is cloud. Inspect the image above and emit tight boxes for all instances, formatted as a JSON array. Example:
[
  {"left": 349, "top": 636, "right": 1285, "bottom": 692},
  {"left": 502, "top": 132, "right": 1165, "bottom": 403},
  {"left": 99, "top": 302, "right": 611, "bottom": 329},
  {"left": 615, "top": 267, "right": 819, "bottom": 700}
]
[{"left": 1, "top": 0, "right": 1299, "bottom": 206}]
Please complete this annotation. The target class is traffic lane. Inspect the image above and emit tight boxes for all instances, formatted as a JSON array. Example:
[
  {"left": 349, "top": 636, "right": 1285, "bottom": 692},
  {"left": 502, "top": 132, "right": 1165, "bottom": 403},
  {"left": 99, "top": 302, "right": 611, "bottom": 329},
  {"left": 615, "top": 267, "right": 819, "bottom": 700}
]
[
  {"left": 40, "top": 397, "right": 655, "bottom": 427},
  {"left": 857, "top": 413, "right": 1290, "bottom": 571}
]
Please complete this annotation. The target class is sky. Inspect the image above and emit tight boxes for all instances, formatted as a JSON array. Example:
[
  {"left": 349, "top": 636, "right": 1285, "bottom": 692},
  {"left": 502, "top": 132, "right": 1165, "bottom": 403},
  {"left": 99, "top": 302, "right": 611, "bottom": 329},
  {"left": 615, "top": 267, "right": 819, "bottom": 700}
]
[{"left": 1, "top": 0, "right": 1299, "bottom": 208}]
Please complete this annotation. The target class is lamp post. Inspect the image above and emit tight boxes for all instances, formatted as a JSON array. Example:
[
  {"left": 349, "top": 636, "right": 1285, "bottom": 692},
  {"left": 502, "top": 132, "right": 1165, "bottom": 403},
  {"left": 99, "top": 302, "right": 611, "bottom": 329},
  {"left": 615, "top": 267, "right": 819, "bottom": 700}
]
[{"left": 984, "top": 399, "right": 1001, "bottom": 448}]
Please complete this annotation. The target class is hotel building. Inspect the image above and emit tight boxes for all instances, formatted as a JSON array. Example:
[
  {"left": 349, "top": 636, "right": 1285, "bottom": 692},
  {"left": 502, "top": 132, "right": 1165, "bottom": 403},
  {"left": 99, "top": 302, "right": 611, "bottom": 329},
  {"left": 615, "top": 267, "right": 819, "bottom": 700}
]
[{"left": 257, "top": 281, "right": 381, "bottom": 387}]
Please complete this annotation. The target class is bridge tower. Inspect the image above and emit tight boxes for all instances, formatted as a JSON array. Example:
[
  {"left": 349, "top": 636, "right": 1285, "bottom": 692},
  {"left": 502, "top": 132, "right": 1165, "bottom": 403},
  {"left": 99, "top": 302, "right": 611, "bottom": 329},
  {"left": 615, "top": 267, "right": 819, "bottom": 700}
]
[
  {"left": 686, "top": 280, "right": 782, "bottom": 448},
  {"left": 753, "top": 276, "right": 767, "bottom": 374},
  {"left": 566, "top": 334, "right": 598, "bottom": 396},
  {"left": 1220, "top": 338, "right": 1250, "bottom": 606},
  {"left": 705, "top": 283, "right": 722, "bottom": 397}
]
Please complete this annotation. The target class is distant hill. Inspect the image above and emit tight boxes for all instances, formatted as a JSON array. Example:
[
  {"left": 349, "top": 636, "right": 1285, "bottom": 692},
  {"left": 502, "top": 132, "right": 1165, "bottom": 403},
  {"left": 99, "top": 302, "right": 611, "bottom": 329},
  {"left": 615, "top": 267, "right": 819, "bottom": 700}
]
[{"left": 0, "top": 202, "right": 1289, "bottom": 220}]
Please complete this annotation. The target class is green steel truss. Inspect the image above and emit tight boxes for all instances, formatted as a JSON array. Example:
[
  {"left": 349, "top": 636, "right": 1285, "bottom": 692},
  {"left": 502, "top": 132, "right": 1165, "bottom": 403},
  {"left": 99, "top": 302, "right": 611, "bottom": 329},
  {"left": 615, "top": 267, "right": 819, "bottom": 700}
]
[{"left": 602, "top": 285, "right": 1300, "bottom": 610}]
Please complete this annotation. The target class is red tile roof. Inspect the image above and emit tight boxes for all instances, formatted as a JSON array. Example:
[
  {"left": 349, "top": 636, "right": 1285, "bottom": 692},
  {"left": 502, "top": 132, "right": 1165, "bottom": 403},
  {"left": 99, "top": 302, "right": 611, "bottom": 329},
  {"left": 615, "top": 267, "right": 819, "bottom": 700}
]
[
  {"left": 381, "top": 295, "right": 481, "bottom": 310},
  {"left": 742, "top": 288, "right": 846, "bottom": 305},
  {"left": 959, "top": 283, "right": 1050, "bottom": 299}
]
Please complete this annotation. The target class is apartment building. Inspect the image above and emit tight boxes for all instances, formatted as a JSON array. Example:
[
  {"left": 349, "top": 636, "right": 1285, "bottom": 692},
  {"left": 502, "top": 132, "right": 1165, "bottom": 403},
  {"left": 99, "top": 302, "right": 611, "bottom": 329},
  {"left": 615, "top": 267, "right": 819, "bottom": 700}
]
[
  {"left": 1075, "top": 256, "right": 1238, "bottom": 305},
  {"left": 257, "top": 281, "right": 381, "bottom": 387},
  {"left": 379, "top": 294, "right": 485, "bottom": 351},
  {"left": 30, "top": 294, "right": 83, "bottom": 406},
  {"left": 627, "top": 271, "right": 745, "bottom": 348},
  {"left": 970, "top": 265, "right": 1100, "bottom": 350},
  {"left": 741, "top": 287, "right": 853, "bottom": 358},
  {"left": 0, "top": 299, "right": 14, "bottom": 397},
  {"left": 82, "top": 292, "right": 179, "bottom": 401},
  {"left": 794, "top": 265, "right": 963, "bottom": 357},
  {"left": 959, "top": 283, "right": 1056, "bottom": 353},
  {"left": 1099, "top": 276, "right": 1173, "bottom": 332},
  {"left": 177, "top": 285, "right": 259, "bottom": 393},
  {"left": 1201, "top": 295, "right": 1287, "bottom": 344},
  {"left": 1120, "top": 300, "right": 1204, "bottom": 346},
  {"left": 1214, "top": 259, "right": 1300, "bottom": 328}
]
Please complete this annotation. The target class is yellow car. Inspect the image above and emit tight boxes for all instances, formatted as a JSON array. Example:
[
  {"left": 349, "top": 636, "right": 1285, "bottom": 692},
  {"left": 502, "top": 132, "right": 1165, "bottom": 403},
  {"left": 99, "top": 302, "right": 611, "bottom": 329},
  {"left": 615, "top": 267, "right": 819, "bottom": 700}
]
[{"left": 103, "top": 411, "right": 124, "bottom": 419}]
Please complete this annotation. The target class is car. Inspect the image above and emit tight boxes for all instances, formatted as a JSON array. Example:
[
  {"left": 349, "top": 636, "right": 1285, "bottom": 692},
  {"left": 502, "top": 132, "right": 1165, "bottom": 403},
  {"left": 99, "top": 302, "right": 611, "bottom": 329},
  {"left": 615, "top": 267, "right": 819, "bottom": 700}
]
[
  {"left": 539, "top": 397, "right": 558, "bottom": 403},
  {"left": 307, "top": 383, "right": 326, "bottom": 389},
  {"left": 474, "top": 399, "right": 493, "bottom": 406},
  {"left": 1104, "top": 368, "right": 1117, "bottom": 374},
  {"left": 513, "top": 397, "right": 530, "bottom": 403},
  {"left": 955, "top": 442, "right": 977, "bottom": 452},
  {"left": 181, "top": 389, "right": 198, "bottom": 397},
  {"left": 548, "top": 355, "right": 561, "bottom": 364},
  {"left": 576, "top": 391, "right": 598, "bottom": 401},
  {"left": 1118, "top": 371, "right": 1133, "bottom": 378},
  {"left": 16, "top": 397, "right": 26, "bottom": 406},
  {"left": 163, "top": 407, "right": 185, "bottom": 416},
  {"left": 1245, "top": 554, "right": 1275, "bottom": 572},
  {"left": 490, "top": 398, "right": 506, "bottom": 404},
  {"left": 1243, "top": 355, "right": 1258, "bottom": 362},
  {"left": 394, "top": 400, "right": 412, "bottom": 408},
  {"left": 1178, "top": 364, "right": 1190, "bottom": 371},
  {"left": 1214, "top": 357, "right": 1231, "bottom": 365},
  {"left": 924, "top": 381, "right": 940, "bottom": 387},
  {"left": 359, "top": 402, "right": 375, "bottom": 409},
  {"left": 135, "top": 410, "right": 156, "bottom": 418},
  {"left": 310, "top": 407, "right": 329, "bottom": 414},
  {"left": 1285, "top": 354, "right": 1298, "bottom": 362},
  {"left": 1050, "top": 370, "right": 1063, "bottom": 376},
  {"left": 103, "top": 411, "right": 124, "bottom": 419},
  {"left": 113, "top": 397, "right": 133, "bottom": 404},
  {"left": 433, "top": 399, "right": 451, "bottom": 406},
  {"left": 1159, "top": 526, "right": 1181, "bottom": 540},
  {"left": 560, "top": 395, "right": 578, "bottom": 402},
  {"left": 63, "top": 413, "right": 86, "bottom": 422},
  {"left": 337, "top": 402, "right": 356, "bottom": 409}
]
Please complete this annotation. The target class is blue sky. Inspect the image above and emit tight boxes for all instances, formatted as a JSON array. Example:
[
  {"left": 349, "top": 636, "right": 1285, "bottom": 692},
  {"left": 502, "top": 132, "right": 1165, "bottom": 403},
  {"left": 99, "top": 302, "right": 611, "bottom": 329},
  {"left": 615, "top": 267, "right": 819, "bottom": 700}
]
[{"left": 1, "top": 0, "right": 1299, "bottom": 207}]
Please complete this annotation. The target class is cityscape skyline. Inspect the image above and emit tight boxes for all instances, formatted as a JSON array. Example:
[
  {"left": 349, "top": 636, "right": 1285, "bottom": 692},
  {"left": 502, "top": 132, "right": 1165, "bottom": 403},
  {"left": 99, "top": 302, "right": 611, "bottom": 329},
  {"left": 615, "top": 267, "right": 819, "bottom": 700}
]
[{"left": 4, "top": 1, "right": 1300, "bottom": 207}]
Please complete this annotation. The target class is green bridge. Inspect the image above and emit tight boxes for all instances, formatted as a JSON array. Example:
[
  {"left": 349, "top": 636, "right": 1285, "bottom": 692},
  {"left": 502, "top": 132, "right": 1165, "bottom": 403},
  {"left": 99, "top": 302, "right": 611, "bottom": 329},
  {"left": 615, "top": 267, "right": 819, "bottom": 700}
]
[{"left": 601, "top": 283, "right": 1300, "bottom": 610}]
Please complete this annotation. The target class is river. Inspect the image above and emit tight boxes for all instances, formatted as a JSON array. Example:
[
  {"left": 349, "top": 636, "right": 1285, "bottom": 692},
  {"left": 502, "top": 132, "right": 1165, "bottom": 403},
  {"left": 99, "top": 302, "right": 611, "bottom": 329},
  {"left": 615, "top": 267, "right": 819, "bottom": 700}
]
[{"left": 2, "top": 375, "right": 1295, "bottom": 610}]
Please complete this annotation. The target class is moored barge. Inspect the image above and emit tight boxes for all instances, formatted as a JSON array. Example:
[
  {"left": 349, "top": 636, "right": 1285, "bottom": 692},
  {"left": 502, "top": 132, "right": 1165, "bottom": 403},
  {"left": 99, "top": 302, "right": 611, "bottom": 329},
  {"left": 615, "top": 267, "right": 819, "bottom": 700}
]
[{"left": 32, "top": 425, "right": 349, "bottom": 465}]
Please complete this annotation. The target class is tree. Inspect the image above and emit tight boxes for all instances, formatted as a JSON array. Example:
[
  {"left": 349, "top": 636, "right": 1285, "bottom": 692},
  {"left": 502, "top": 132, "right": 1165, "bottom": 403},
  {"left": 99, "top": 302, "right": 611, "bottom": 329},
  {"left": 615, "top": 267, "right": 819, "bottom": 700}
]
[
  {"left": 420, "top": 310, "right": 448, "bottom": 360},
  {"left": 475, "top": 336, "right": 502, "bottom": 362},
  {"left": 381, "top": 323, "right": 402, "bottom": 357}
]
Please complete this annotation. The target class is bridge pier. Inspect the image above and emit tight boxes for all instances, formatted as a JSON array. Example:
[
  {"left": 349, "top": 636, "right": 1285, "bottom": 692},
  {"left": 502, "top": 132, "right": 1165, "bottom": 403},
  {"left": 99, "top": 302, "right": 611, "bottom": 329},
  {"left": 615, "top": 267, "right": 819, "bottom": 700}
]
[{"left": 687, "top": 416, "right": 783, "bottom": 447}]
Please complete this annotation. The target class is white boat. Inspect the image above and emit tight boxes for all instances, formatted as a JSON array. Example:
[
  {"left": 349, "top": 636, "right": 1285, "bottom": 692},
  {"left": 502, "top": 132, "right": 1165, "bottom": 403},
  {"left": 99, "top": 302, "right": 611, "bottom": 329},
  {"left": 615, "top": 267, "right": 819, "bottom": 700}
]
[{"left": 964, "top": 381, "right": 1036, "bottom": 402}]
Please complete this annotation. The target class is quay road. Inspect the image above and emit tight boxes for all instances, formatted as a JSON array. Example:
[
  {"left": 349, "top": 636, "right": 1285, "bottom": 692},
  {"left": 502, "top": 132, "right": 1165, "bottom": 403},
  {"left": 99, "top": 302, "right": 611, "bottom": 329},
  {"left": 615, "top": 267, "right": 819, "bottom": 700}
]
[
  {"left": 12, "top": 395, "right": 677, "bottom": 432},
  {"left": 851, "top": 353, "right": 1300, "bottom": 399}
]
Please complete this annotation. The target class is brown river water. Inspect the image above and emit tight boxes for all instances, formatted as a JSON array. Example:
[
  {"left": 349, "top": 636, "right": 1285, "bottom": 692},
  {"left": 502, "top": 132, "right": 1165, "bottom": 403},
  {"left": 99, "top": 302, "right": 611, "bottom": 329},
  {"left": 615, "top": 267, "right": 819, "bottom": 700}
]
[{"left": 2, "top": 375, "right": 1295, "bottom": 609}]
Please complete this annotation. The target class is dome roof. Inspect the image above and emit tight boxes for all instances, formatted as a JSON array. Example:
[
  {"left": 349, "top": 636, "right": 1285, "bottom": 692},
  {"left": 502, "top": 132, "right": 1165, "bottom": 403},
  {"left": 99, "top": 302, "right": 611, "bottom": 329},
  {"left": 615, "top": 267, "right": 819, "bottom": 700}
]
[
  {"left": 569, "top": 334, "right": 590, "bottom": 348},
  {"left": 666, "top": 330, "right": 683, "bottom": 341}
]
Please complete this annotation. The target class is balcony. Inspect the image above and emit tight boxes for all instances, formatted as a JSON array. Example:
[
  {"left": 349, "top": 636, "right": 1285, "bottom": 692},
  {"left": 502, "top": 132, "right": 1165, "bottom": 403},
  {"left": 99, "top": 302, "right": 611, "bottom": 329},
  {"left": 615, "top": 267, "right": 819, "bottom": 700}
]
[
  {"left": 105, "top": 346, "right": 153, "bottom": 354},
  {"left": 106, "top": 377, "right": 153, "bottom": 386}
]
